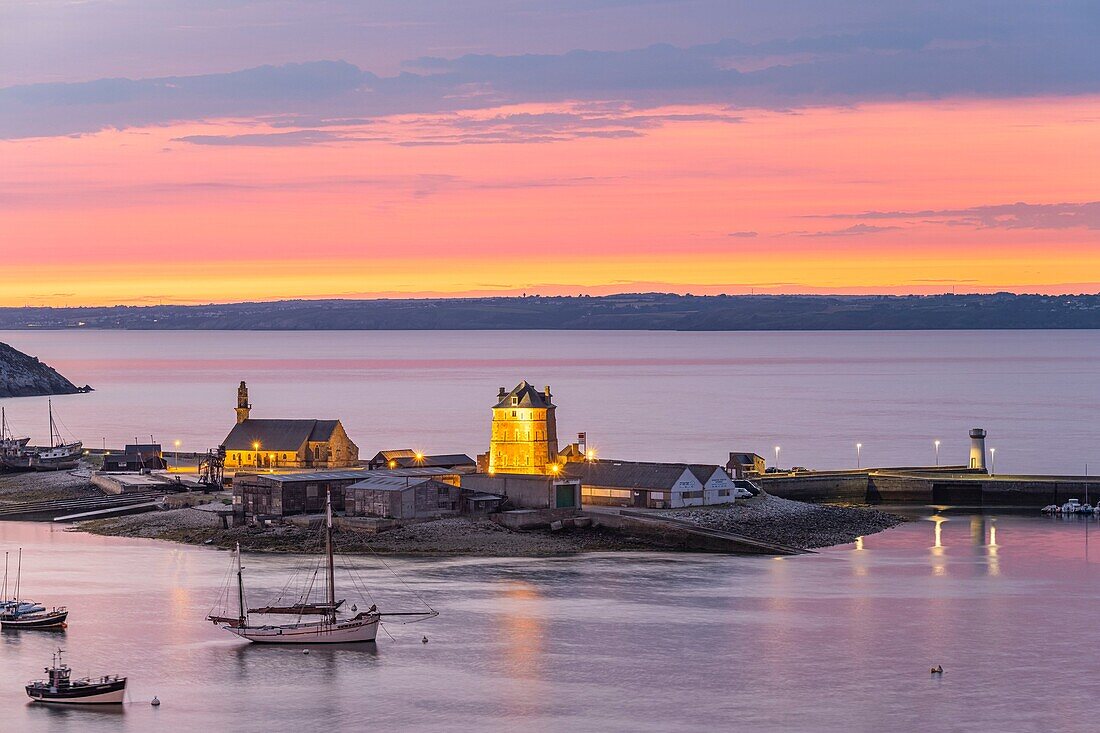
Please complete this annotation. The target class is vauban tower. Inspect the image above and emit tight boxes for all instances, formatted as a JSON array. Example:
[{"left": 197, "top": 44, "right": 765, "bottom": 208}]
[{"left": 487, "top": 381, "right": 559, "bottom": 474}]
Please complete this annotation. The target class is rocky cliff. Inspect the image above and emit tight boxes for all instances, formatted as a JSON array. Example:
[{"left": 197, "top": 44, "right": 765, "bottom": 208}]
[{"left": 0, "top": 342, "right": 83, "bottom": 398}]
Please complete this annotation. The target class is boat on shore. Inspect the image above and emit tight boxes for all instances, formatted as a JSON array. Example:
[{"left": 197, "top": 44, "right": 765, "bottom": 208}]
[
  {"left": 207, "top": 489, "right": 436, "bottom": 644},
  {"left": 25, "top": 649, "right": 126, "bottom": 705},
  {"left": 0, "top": 400, "right": 82, "bottom": 472},
  {"left": 0, "top": 407, "right": 30, "bottom": 454}
]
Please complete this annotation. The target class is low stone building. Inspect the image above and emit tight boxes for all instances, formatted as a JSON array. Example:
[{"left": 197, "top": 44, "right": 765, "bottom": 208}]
[
  {"left": 345, "top": 475, "right": 461, "bottom": 519},
  {"left": 102, "top": 444, "right": 167, "bottom": 472},
  {"left": 234, "top": 466, "right": 462, "bottom": 518},
  {"left": 221, "top": 382, "right": 359, "bottom": 470},
  {"left": 565, "top": 460, "right": 740, "bottom": 509},
  {"left": 461, "top": 472, "right": 581, "bottom": 510}
]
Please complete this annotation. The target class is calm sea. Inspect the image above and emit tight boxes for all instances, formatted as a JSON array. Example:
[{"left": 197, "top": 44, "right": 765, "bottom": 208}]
[
  {"left": 0, "top": 329, "right": 1098, "bottom": 474},
  {"left": 2, "top": 512, "right": 1100, "bottom": 732}
]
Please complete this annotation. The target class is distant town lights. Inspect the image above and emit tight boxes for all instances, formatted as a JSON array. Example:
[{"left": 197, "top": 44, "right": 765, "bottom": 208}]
[{"left": 586, "top": 449, "right": 596, "bottom": 461}]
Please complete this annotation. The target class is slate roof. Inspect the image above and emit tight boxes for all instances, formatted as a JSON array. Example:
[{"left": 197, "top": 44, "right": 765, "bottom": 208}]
[
  {"left": 347, "top": 475, "right": 447, "bottom": 492},
  {"left": 370, "top": 449, "right": 417, "bottom": 464},
  {"left": 393, "top": 453, "right": 475, "bottom": 469},
  {"left": 563, "top": 460, "right": 723, "bottom": 490},
  {"left": 237, "top": 466, "right": 462, "bottom": 485},
  {"left": 495, "top": 380, "right": 552, "bottom": 409},
  {"left": 223, "top": 419, "right": 341, "bottom": 452}
]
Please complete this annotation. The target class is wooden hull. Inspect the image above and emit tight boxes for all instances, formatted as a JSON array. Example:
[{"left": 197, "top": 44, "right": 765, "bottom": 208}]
[
  {"left": 223, "top": 614, "right": 379, "bottom": 644},
  {"left": 26, "top": 678, "right": 126, "bottom": 704}
]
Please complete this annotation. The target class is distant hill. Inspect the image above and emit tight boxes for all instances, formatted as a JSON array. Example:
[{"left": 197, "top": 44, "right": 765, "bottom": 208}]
[
  {"left": 1, "top": 293, "right": 1099, "bottom": 331},
  {"left": 0, "top": 342, "right": 82, "bottom": 398}
]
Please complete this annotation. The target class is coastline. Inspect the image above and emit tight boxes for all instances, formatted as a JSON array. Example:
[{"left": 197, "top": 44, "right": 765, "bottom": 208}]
[{"left": 73, "top": 493, "right": 905, "bottom": 556}]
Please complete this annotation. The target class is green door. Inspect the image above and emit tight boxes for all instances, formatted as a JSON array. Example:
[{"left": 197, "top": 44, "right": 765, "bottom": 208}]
[{"left": 555, "top": 484, "right": 575, "bottom": 508}]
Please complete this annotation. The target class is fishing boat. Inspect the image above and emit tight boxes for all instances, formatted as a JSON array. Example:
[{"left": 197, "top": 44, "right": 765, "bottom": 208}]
[
  {"left": 25, "top": 649, "right": 126, "bottom": 705},
  {"left": 2, "top": 607, "right": 68, "bottom": 629},
  {"left": 207, "top": 490, "right": 436, "bottom": 644},
  {"left": 1, "top": 400, "right": 82, "bottom": 472},
  {"left": 0, "top": 548, "right": 66, "bottom": 630},
  {"left": 0, "top": 407, "right": 30, "bottom": 454}
]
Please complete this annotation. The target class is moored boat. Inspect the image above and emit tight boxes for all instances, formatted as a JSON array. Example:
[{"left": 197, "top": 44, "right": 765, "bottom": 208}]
[
  {"left": 1061, "top": 499, "right": 1082, "bottom": 514},
  {"left": 2, "top": 607, "right": 68, "bottom": 630},
  {"left": 0, "top": 548, "right": 67, "bottom": 630},
  {"left": 25, "top": 649, "right": 126, "bottom": 705},
  {"left": 207, "top": 489, "right": 436, "bottom": 644}
]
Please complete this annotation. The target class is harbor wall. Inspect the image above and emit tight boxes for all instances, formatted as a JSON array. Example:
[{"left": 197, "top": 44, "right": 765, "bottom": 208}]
[{"left": 758, "top": 470, "right": 1100, "bottom": 507}]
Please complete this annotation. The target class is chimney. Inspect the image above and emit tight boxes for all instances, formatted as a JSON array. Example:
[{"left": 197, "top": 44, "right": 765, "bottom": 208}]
[
  {"left": 544, "top": 385, "right": 552, "bottom": 402},
  {"left": 498, "top": 386, "right": 507, "bottom": 400}
]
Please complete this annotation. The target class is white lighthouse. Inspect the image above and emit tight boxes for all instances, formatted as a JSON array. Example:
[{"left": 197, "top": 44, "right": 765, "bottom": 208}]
[{"left": 969, "top": 428, "right": 987, "bottom": 471}]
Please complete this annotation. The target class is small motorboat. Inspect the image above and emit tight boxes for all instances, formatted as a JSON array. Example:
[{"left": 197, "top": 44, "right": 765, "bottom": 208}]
[
  {"left": 1062, "top": 499, "right": 1082, "bottom": 514},
  {"left": 1079, "top": 503, "right": 1095, "bottom": 515},
  {"left": 2, "top": 606, "right": 68, "bottom": 630},
  {"left": 1041, "top": 504, "right": 1058, "bottom": 514},
  {"left": 26, "top": 649, "right": 126, "bottom": 705}
]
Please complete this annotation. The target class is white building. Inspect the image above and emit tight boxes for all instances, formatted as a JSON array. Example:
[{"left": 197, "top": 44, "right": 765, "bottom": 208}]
[{"left": 565, "top": 460, "right": 742, "bottom": 509}]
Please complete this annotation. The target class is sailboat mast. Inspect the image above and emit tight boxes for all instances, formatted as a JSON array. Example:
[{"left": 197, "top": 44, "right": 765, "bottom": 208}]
[
  {"left": 2, "top": 551, "right": 7, "bottom": 601},
  {"left": 14, "top": 547, "right": 21, "bottom": 602},
  {"left": 49, "top": 399, "right": 58, "bottom": 448},
  {"left": 325, "top": 489, "right": 336, "bottom": 620},
  {"left": 236, "top": 543, "right": 246, "bottom": 626}
]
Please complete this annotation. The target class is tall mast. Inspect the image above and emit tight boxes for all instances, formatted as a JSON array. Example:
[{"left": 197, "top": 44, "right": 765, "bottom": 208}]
[
  {"left": 236, "top": 543, "right": 246, "bottom": 626},
  {"left": 2, "top": 551, "right": 7, "bottom": 601},
  {"left": 325, "top": 489, "right": 336, "bottom": 622},
  {"left": 2, "top": 407, "right": 6, "bottom": 441},
  {"left": 14, "top": 547, "right": 21, "bottom": 602},
  {"left": 49, "top": 399, "right": 57, "bottom": 448}
]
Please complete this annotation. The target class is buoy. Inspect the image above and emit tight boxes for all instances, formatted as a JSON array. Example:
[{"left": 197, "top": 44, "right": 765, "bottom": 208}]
[
  {"left": 151, "top": 696, "right": 161, "bottom": 706},
  {"left": 303, "top": 649, "right": 310, "bottom": 655},
  {"left": 422, "top": 636, "right": 429, "bottom": 644}
]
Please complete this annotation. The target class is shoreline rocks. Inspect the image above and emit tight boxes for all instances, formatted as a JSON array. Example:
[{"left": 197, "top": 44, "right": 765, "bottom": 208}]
[
  {"left": 654, "top": 493, "right": 906, "bottom": 549},
  {"left": 0, "top": 341, "right": 83, "bottom": 397}
]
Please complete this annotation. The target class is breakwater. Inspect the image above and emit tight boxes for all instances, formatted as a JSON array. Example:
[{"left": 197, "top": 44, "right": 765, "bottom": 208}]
[{"left": 758, "top": 468, "right": 1100, "bottom": 507}]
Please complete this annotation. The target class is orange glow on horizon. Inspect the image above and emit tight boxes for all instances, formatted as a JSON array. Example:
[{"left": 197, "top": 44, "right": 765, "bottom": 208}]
[{"left": 3, "top": 97, "right": 1099, "bottom": 306}]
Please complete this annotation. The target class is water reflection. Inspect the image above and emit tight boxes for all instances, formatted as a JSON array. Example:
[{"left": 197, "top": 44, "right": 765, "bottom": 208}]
[{"left": 929, "top": 514, "right": 948, "bottom": 576}]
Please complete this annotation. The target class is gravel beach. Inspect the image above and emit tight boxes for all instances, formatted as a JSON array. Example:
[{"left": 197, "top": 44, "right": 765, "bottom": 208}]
[
  {"left": 655, "top": 493, "right": 905, "bottom": 549},
  {"left": 78, "top": 510, "right": 670, "bottom": 556},
  {"left": 0, "top": 469, "right": 97, "bottom": 505}
]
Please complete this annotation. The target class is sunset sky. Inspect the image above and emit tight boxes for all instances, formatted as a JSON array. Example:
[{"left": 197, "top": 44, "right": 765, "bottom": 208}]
[{"left": 2, "top": 1, "right": 1097, "bottom": 305}]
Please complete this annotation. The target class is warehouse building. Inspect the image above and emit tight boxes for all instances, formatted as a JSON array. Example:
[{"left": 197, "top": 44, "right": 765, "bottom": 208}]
[{"left": 564, "top": 460, "right": 741, "bottom": 509}]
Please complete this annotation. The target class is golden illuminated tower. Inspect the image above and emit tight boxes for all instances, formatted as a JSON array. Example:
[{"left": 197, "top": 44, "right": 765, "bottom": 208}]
[
  {"left": 488, "top": 381, "right": 559, "bottom": 474},
  {"left": 235, "top": 381, "right": 251, "bottom": 425}
]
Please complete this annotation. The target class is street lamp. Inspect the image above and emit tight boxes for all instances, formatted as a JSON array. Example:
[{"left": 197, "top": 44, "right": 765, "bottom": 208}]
[
  {"left": 252, "top": 441, "right": 261, "bottom": 467},
  {"left": 934, "top": 439, "right": 941, "bottom": 466},
  {"left": 774, "top": 446, "right": 781, "bottom": 471},
  {"left": 990, "top": 447, "right": 996, "bottom": 476},
  {"left": 174, "top": 439, "right": 181, "bottom": 468},
  {"left": 856, "top": 443, "right": 862, "bottom": 469}
]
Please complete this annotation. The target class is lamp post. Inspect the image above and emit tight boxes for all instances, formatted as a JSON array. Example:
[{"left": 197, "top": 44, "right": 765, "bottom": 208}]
[
  {"left": 252, "top": 441, "right": 261, "bottom": 468},
  {"left": 934, "top": 439, "right": 941, "bottom": 466},
  {"left": 174, "top": 439, "right": 181, "bottom": 468},
  {"left": 774, "top": 446, "right": 781, "bottom": 471},
  {"left": 856, "top": 443, "right": 862, "bottom": 469},
  {"left": 990, "top": 447, "right": 996, "bottom": 476}
]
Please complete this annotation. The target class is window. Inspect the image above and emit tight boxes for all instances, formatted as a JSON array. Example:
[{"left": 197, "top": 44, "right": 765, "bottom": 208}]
[
  {"left": 681, "top": 490, "right": 704, "bottom": 499},
  {"left": 511, "top": 396, "right": 518, "bottom": 406},
  {"left": 512, "top": 410, "right": 517, "bottom": 417}
]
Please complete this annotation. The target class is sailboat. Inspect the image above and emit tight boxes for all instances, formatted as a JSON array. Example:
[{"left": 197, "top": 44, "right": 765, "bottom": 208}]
[
  {"left": 207, "top": 490, "right": 436, "bottom": 644},
  {"left": 1, "top": 550, "right": 45, "bottom": 616},
  {"left": 0, "top": 408, "right": 31, "bottom": 455},
  {"left": 1, "top": 400, "right": 82, "bottom": 472},
  {"left": 0, "top": 548, "right": 67, "bottom": 629}
]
